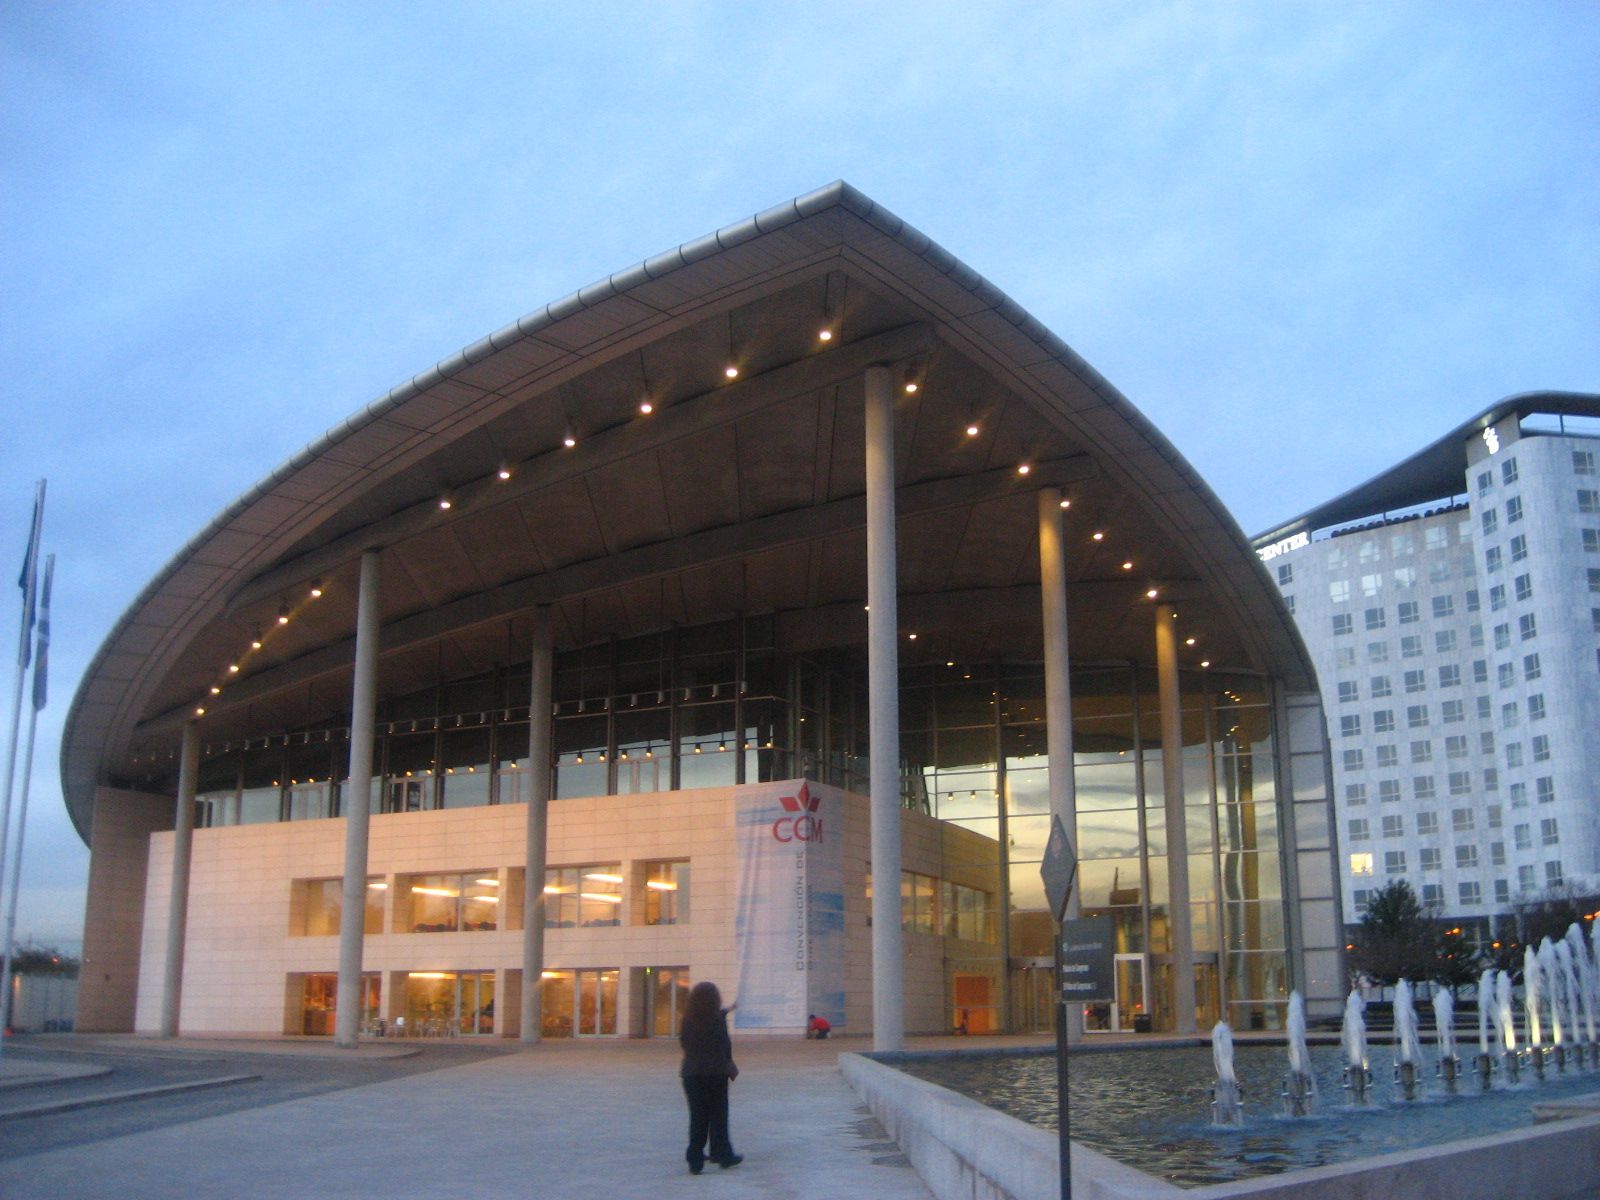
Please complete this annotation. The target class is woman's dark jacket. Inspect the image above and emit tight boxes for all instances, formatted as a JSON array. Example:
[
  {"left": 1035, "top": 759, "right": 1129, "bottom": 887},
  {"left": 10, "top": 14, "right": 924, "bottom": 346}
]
[{"left": 680, "top": 1008, "right": 737, "bottom": 1078}]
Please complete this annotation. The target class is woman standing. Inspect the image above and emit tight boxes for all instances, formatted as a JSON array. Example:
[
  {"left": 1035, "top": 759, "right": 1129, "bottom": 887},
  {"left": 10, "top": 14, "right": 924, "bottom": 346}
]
[{"left": 679, "top": 981, "right": 742, "bottom": 1174}]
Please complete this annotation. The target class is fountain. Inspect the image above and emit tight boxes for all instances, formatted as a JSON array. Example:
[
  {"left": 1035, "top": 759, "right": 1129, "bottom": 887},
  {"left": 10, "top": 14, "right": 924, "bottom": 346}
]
[
  {"left": 1539, "top": 938, "right": 1568, "bottom": 1073},
  {"left": 1210, "top": 1020, "right": 1244, "bottom": 1127},
  {"left": 1281, "top": 990, "right": 1316, "bottom": 1116},
  {"left": 1555, "top": 940, "right": 1582, "bottom": 1070},
  {"left": 1496, "top": 968, "right": 1521, "bottom": 1084},
  {"left": 1474, "top": 967, "right": 1496, "bottom": 1090},
  {"left": 1340, "top": 988, "right": 1372, "bottom": 1105},
  {"left": 1525, "top": 945, "right": 1546, "bottom": 1079},
  {"left": 1434, "top": 987, "right": 1460, "bottom": 1092},
  {"left": 1393, "top": 979, "right": 1424, "bottom": 1100},
  {"left": 1566, "top": 924, "right": 1597, "bottom": 1065}
]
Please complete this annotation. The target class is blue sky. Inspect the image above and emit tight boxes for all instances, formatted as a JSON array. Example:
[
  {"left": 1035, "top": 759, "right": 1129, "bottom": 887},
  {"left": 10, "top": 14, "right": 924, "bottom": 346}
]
[{"left": 2, "top": 2, "right": 1597, "bottom": 951}]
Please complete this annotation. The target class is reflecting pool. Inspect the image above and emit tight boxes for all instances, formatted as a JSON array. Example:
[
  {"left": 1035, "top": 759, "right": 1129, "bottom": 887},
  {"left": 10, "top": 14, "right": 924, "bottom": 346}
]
[{"left": 897, "top": 1043, "right": 1600, "bottom": 1187}]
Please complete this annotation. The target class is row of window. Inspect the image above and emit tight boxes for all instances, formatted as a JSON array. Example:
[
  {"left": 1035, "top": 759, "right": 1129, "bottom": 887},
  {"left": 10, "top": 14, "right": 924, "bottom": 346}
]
[
  {"left": 1338, "top": 691, "right": 1550, "bottom": 738},
  {"left": 1347, "top": 806, "right": 1516, "bottom": 837},
  {"left": 1344, "top": 768, "right": 1555, "bottom": 805},
  {"left": 1349, "top": 821, "right": 1556, "bottom": 855},
  {"left": 1353, "top": 861, "right": 1565, "bottom": 911}
]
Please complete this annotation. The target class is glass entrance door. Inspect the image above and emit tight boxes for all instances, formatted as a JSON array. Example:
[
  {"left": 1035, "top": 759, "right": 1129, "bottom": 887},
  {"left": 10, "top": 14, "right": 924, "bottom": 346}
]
[
  {"left": 649, "top": 967, "right": 690, "bottom": 1036},
  {"left": 1084, "top": 953, "right": 1148, "bottom": 1032},
  {"left": 541, "top": 968, "right": 619, "bottom": 1037},
  {"left": 403, "top": 971, "right": 495, "bottom": 1035}
]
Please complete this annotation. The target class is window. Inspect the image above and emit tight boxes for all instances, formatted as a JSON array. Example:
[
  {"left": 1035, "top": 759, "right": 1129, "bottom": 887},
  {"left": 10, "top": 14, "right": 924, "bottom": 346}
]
[
  {"left": 1338, "top": 681, "right": 1360, "bottom": 703},
  {"left": 1487, "top": 805, "right": 1502, "bottom": 829},
  {"left": 1378, "top": 779, "right": 1401, "bottom": 803},
  {"left": 1406, "top": 704, "right": 1430, "bottom": 729},
  {"left": 1493, "top": 624, "right": 1511, "bottom": 650},
  {"left": 1435, "top": 635, "right": 1457, "bottom": 662},
  {"left": 409, "top": 871, "right": 501, "bottom": 933},
  {"left": 544, "top": 864, "right": 622, "bottom": 927},
  {"left": 1404, "top": 669, "right": 1426, "bottom": 694},
  {"left": 1368, "top": 641, "right": 1389, "bottom": 663},
  {"left": 1495, "top": 879, "right": 1512, "bottom": 905},
  {"left": 1452, "top": 808, "right": 1475, "bottom": 833},
  {"left": 941, "top": 880, "right": 996, "bottom": 943},
  {"left": 1419, "top": 848, "right": 1441, "bottom": 872},
  {"left": 1528, "top": 694, "right": 1546, "bottom": 722},
  {"left": 1373, "top": 709, "right": 1395, "bottom": 733},
  {"left": 1365, "top": 606, "right": 1386, "bottom": 630},
  {"left": 1541, "top": 818, "right": 1560, "bottom": 846},
  {"left": 1400, "top": 635, "right": 1423, "bottom": 658},
  {"left": 1594, "top": 608, "right": 1600, "bottom": 634},
  {"left": 1381, "top": 814, "right": 1404, "bottom": 838},
  {"left": 1501, "top": 702, "right": 1519, "bottom": 728},
  {"left": 1498, "top": 662, "right": 1515, "bottom": 689},
  {"left": 1585, "top": 529, "right": 1600, "bottom": 554},
  {"left": 1579, "top": 489, "right": 1600, "bottom": 514},
  {"left": 1459, "top": 881, "right": 1482, "bottom": 907},
  {"left": 1385, "top": 850, "right": 1407, "bottom": 875},
  {"left": 1510, "top": 533, "right": 1528, "bottom": 562},
  {"left": 1377, "top": 744, "right": 1400, "bottom": 767},
  {"left": 1417, "top": 811, "right": 1439, "bottom": 835},
  {"left": 1519, "top": 613, "right": 1537, "bottom": 640},
  {"left": 1346, "top": 783, "right": 1368, "bottom": 805},
  {"left": 1394, "top": 566, "right": 1417, "bottom": 589},
  {"left": 643, "top": 860, "right": 690, "bottom": 925},
  {"left": 1337, "top": 646, "right": 1358, "bottom": 668},
  {"left": 1510, "top": 782, "right": 1528, "bottom": 808},
  {"left": 1491, "top": 842, "right": 1507, "bottom": 866},
  {"left": 1536, "top": 776, "right": 1555, "bottom": 804},
  {"left": 1353, "top": 889, "right": 1373, "bottom": 911},
  {"left": 1391, "top": 532, "right": 1415, "bottom": 556},
  {"left": 1343, "top": 749, "right": 1365, "bottom": 771},
  {"left": 1489, "top": 584, "right": 1507, "bottom": 611},
  {"left": 1465, "top": 589, "right": 1480, "bottom": 613},
  {"left": 1501, "top": 458, "right": 1519, "bottom": 486},
  {"left": 1476, "top": 470, "right": 1494, "bottom": 495},
  {"left": 1546, "top": 862, "right": 1564, "bottom": 888},
  {"left": 1441, "top": 700, "right": 1464, "bottom": 724},
  {"left": 1532, "top": 734, "right": 1551, "bottom": 762},
  {"left": 1330, "top": 579, "right": 1351, "bottom": 604},
  {"left": 1332, "top": 613, "right": 1353, "bottom": 636},
  {"left": 1471, "top": 660, "right": 1488, "bottom": 684},
  {"left": 1397, "top": 600, "right": 1419, "bottom": 625},
  {"left": 1518, "top": 864, "right": 1537, "bottom": 892},
  {"left": 1476, "top": 696, "right": 1493, "bottom": 720},
  {"left": 1470, "top": 624, "right": 1484, "bottom": 648},
  {"left": 1277, "top": 563, "right": 1293, "bottom": 586},
  {"left": 1522, "top": 653, "right": 1541, "bottom": 681},
  {"left": 1432, "top": 595, "right": 1456, "bottom": 619},
  {"left": 1359, "top": 542, "right": 1380, "bottom": 565},
  {"left": 1483, "top": 767, "right": 1499, "bottom": 791},
  {"left": 1328, "top": 545, "right": 1348, "bottom": 568},
  {"left": 1426, "top": 525, "right": 1449, "bottom": 550},
  {"left": 296, "top": 877, "right": 385, "bottom": 937},
  {"left": 1513, "top": 573, "right": 1533, "bottom": 602},
  {"left": 1409, "top": 740, "right": 1432, "bottom": 764},
  {"left": 1340, "top": 714, "right": 1362, "bottom": 738},
  {"left": 1448, "top": 770, "right": 1472, "bottom": 796},
  {"left": 1445, "top": 735, "right": 1468, "bottom": 760},
  {"left": 1350, "top": 852, "right": 1374, "bottom": 877},
  {"left": 1590, "top": 568, "right": 1600, "bottom": 595},
  {"left": 1370, "top": 675, "right": 1392, "bottom": 698},
  {"left": 1506, "top": 496, "right": 1523, "bottom": 524},
  {"left": 1513, "top": 824, "right": 1532, "bottom": 850},
  {"left": 1429, "top": 559, "right": 1453, "bottom": 582},
  {"left": 1348, "top": 818, "right": 1370, "bottom": 841},
  {"left": 1422, "top": 883, "right": 1445, "bottom": 907},
  {"left": 1576, "top": 449, "right": 1597, "bottom": 475},
  {"left": 1482, "top": 508, "right": 1499, "bottom": 535},
  {"left": 901, "top": 870, "right": 937, "bottom": 933}
]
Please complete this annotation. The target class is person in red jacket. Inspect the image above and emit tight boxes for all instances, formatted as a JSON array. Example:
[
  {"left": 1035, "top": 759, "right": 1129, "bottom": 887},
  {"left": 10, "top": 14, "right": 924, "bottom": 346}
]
[{"left": 807, "top": 1013, "right": 831, "bottom": 1039}]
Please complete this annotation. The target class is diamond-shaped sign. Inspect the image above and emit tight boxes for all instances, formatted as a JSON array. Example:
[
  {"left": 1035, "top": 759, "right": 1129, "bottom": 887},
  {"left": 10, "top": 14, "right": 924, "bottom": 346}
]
[{"left": 1039, "top": 813, "right": 1077, "bottom": 922}]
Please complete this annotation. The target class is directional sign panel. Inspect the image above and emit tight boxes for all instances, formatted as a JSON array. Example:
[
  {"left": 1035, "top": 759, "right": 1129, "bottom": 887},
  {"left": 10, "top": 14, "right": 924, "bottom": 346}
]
[
  {"left": 1039, "top": 813, "right": 1077, "bottom": 921},
  {"left": 1058, "top": 915, "right": 1115, "bottom": 1003}
]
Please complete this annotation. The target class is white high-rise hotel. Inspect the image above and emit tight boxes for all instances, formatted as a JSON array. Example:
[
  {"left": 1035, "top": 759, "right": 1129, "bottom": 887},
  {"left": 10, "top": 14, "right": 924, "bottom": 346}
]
[{"left": 1256, "top": 393, "right": 1600, "bottom": 938}]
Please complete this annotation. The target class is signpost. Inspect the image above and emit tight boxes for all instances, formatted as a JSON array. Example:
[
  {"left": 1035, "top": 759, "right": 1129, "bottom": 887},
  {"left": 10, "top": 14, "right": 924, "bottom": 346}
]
[{"left": 1040, "top": 814, "right": 1077, "bottom": 1200}]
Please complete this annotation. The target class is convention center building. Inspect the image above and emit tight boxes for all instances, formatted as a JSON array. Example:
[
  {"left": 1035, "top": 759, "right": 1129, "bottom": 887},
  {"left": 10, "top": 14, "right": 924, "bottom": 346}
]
[{"left": 63, "top": 183, "right": 1341, "bottom": 1046}]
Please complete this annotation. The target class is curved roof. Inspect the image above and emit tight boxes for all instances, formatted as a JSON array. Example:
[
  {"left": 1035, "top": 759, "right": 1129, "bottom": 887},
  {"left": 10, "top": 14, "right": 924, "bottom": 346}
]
[
  {"left": 62, "top": 181, "right": 1314, "bottom": 842},
  {"left": 1253, "top": 391, "right": 1600, "bottom": 547}
]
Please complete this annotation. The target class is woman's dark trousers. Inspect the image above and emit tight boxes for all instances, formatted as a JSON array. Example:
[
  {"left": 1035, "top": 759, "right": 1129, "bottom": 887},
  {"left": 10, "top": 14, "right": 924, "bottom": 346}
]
[{"left": 682, "top": 1075, "right": 732, "bottom": 1169}]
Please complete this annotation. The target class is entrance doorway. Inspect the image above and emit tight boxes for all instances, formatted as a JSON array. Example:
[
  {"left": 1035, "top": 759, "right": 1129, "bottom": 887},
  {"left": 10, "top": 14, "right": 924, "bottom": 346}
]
[
  {"left": 953, "top": 972, "right": 999, "bottom": 1034},
  {"left": 298, "top": 972, "right": 379, "bottom": 1036},
  {"left": 404, "top": 970, "right": 495, "bottom": 1036},
  {"left": 1084, "top": 952, "right": 1147, "bottom": 1033},
  {"left": 648, "top": 966, "right": 690, "bottom": 1036},
  {"left": 540, "top": 968, "right": 619, "bottom": 1037}
]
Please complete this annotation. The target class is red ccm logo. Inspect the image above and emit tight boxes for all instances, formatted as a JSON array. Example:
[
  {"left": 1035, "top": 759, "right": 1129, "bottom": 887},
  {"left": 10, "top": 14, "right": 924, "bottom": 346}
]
[{"left": 772, "top": 782, "right": 823, "bottom": 843}]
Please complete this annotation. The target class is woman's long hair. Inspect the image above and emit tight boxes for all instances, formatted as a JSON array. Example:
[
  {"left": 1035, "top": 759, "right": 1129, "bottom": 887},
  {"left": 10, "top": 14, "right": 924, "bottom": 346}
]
[{"left": 681, "top": 980, "right": 722, "bottom": 1035}]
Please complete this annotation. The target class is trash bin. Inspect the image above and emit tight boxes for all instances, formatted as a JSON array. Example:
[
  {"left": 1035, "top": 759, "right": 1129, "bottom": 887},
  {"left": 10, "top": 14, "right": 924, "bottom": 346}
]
[{"left": 1133, "top": 1014, "right": 1152, "bottom": 1033}]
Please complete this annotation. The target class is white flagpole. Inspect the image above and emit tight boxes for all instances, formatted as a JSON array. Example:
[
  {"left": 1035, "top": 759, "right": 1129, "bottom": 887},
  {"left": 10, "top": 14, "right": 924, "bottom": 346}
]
[
  {"left": 0, "top": 480, "right": 45, "bottom": 923},
  {"left": 0, "top": 554, "right": 50, "bottom": 1053}
]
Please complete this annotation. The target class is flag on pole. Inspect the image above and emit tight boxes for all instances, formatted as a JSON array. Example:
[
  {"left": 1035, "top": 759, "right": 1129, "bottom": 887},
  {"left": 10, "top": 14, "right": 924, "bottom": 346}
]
[
  {"left": 15, "top": 482, "right": 44, "bottom": 670},
  {"left": 32, "top": 556, "right": 52, "bottom": 712}
]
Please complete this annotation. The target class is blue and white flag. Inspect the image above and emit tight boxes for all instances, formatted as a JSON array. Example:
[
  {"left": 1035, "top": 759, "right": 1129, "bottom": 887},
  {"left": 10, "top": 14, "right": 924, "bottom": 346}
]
[
  {"left": 15, "top": 482, "right": 45, "bottom": 670},
  {"left": 32, "top": 555, "right": 53, "bottom": 711}
]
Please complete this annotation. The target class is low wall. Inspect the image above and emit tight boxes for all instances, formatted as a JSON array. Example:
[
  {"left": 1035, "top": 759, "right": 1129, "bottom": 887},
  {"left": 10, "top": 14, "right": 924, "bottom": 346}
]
[{"left": 840, "top": 1050, "right": 1600, "bottom": 1200}]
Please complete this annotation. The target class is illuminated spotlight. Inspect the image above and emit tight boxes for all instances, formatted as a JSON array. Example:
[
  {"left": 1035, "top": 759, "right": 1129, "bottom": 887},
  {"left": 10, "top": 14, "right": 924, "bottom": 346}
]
[
  {"left": 1092, "top": 531, "right": 1104, "bottom": 541},
  {"left": 209, "top": 686, "right": 221, "bottom": 695},
  {"left": 309, "top": 579, "right": 323, "bottom": 598},
  {"left": 1122, "top": 561, "right": 1134, "bottom": 571},
  {"left": 250, "top": 626, "right": 264, "bottom": 650},
  {"left": 639, "top": 400, "right": 654, "bottom": 415},
  {"left": 228, "top": 663, "right": 240, "bottom": 674},
  {"left": 438, "top": 497, "right": 452, "bottom": 510},
  {"left": 1059, "top": 498, "right": 1070, "bottom": 508},
  {"left": 1200, "top": 660, "right": 1212, "bottom": 669},
  {"left": 1146, "top": 588, "right": 1159, "bottom": 599},
  {"left": 1185, "top": 637, "right": 1197, "bottom": 646},
  {"left": 817, "top": 328, "right": 833, "bottom": 342},
  {"left": 497, "top": 468, "right": 512, "bottom": 481},
  {"left": 966, "top": 423, "right": 980, "bottom": 437},
  {"left": 194, "top": 706, "right": 206, "bottom": 716},
  {"left": 907, "top": 632, "right": 918, "bottom": 641},
  {"left": 563, "top": 434, "right": 577, "bottom": 448},
  {"left": 724, "top": 365, "right": 739, "bottom": 380},
  {"left": 1016, "top": 463, "right": 1031, "bottom": 475}
]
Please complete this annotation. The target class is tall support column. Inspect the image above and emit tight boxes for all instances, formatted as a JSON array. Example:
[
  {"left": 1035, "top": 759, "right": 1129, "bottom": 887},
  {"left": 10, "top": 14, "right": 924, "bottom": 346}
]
[
  {"left": 1038, "top": 489, "right": 1082, "bottom": 1043},
  {"left": 865, "top": 364, "right": 904, "bottom": 1052},
  {"left": 1155, "top": 605, "right": 1197, "bottom": 1033},
  {"left": 335, "top": 550, "right": 381, "bottom": 1049},
  {"left": 521, "top": 607, "right": 554, "bottom": 1045},
  {"left": 158, "top": 721, "right": 200, "bottom": 1038}
]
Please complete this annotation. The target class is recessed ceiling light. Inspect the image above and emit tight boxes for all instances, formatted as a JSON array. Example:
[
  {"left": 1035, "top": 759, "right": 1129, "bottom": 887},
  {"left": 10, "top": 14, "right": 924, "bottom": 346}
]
[
  {"left": 209, "top": 686, "right": 221, "bottom": 695},
  {"left": 228, "top": 663, "right": 240, "bottom": 673},
  {"left": 1122, "top": 562, "right": 1134, "bottom": 571},
  {"left": 818, "top": 328, "right": 833, "bottom": 342},
  {"left": 1059, "top": 498, "right": 1070, "bottom": 508},
  {"left": 497, "top": 468, "right": 512, "bottom": 481},
  {"left": 1185, "top": 637, "right": 1196, "bottom": 646},
  {"left": 639, "top": 400, "right": 654, "bottom": 414},
  {"left": 309, "top": 580, "right": 323, "bottom": 598},
  {"left": 1092, "top": 531, "right": 1105, "bottom": 541},
  {"left": 1200, "top": 660, "right": 1212, "bottom": 669},
  {"left": 1146, "top": 588, "right": 1159, "bottom": 599},
  {"left": 439, "top": 497, "right": 452, "bottom": 510},
  {"left": 1017, "top": 463, "right": 1031, "bottom": 475},
  {"left": 563, "top": 435, "right": 577, "bottom": 448},
  {"left": 724, "top": 365, "right": 739, "bottom": 380},
  {"left": 966, "top": 423, "right": 980, "bottom": 437}
]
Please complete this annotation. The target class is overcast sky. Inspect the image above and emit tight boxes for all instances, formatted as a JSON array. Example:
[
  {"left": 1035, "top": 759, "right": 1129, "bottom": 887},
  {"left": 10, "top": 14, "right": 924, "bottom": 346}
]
[{"left": 2, "top": 2, "right": 1597, "bottom": 952}]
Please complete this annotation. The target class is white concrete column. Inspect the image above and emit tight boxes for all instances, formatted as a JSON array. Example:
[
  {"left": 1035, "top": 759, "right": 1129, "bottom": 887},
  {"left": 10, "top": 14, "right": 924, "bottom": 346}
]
[
  {"left": 158, "top": 721, "right": 200, "bottom": 1038},
  {"left": 1038, "top": 489, "right": 1083, "bottom": 1043},
  {"left": 1155, "top": 605, "right": 1197, "bottom": 1033},
  {"left": 865, "top": 364, "right": 904, "bottom": 1052},
  {"left": 521, "top": 607, "right": 554, "bottom": 1045},
  {"left": 335, "top": 549, "right": 381, "bottom": 1048}
]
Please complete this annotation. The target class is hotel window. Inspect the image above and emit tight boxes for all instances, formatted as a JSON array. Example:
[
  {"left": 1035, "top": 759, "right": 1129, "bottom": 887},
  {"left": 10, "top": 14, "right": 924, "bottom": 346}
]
[
  {"left": 1546, "top": 862, "right": 1564, "bottom": 888},
  {"left": 1541, "top": 818, "right": 1560, "bottom": 846},
  {"left": 1397, "top": 600, "right": 1420, "bottom": 625},
  {"left": 1393, "top": 567, "right": 1417, "bottom": 588},
  {"left": 1343, "top": 749, "right": 1365, "bottom": 771},
  {"left": 643, "top": 860, "right": 690, "bottom": 925},
  {"left": 1338, "top": 681, "right": 1359, "bottom": 703},
  {"left": 1452, "top": 808, "right": 1474, "bottom": 833},
  {"left": 1471, "top": 659, "right": 1487, "bottom": 684},
  {"left": 1417, "top": 811, "right": 1438, "bottom": 836},
  {"left": 1378, "top": 780, "right": 1401, "bottom": 803},
  {"left": 1368, "top": 641, "right": 1389, "bottom": 663},
  {"left": 1403, "top": 669, "right": 1426, "bottom": 694},
  {"left": 1459, "top": 881, "right": 1482, "bottom": 907},
  {"left": 1369, "top": 675, "right": 1391, "bottom": 698},
  {"left": 1377, "top": 744, "right": 1399, "bottom": 767},
  {"left": 1488, "top": 584, "right": 1507, "bottom": 611},
  {"left": 1277, "top": 563, "right": 1293, "bottom": 586},
  {"left": 1487, "top": 804, "right": 1502, "bottom": 829},
  {"left": 1413, "top": 775, "right": 1436, "bottom": 800},
  {"left": 1518, "top": 613, "right": 1537, "bottom": 640},
  {"left": 1493, "top": 624, "right": 1510, "bottom": 650},
  {"left": 1445, "top": 735, "right": 1468, "bottom": 760},
  {"left": 1536, "top": 776, "right": 1555, "bottom": 804},
  {"left": 1431, "top": 595, "right": 1455, "bottom": 619},
  {"left": 1372, "top": 709, "right": 1395, "bottom": 733},
  {"left": 1381, "top": 814, "right": 1403, "bottom": 838},
  {"left": 1522, "top": 653, "right": 1541, "bottom": 681},
  {"left": 1442, "top": 699, "right": 1464, "bottom": 724},
  {"left": 1476, "top": 470, "right": 1493, "bottom": 495},
  {"left": 1513, "top": 573, "right": 1532, "bottom": 602},
  {"left": 1448, "top": 770, "right": 1472, "bottom": 796},
  {"left": 1501, "top": 702, "right": 1519, "bottom": 728},
  {"left": 1518, "top": 864, "right": 1536, "bottom": 891},
  {"left": 1353, "top": 889, "right": 1373, "bottom": 912},
  {"left": 1579, "top": 489, "right": 1600, "bottom": 515},
  {"left": 1419, "top": 848, "right": 1441, "bottom": 872},
  {"left": 1409, "top": 740, "right": 1432, "bottom": 764},
  {"left": 1429, "top": 560, "right": 1453, "bottom": 583},
  {"left": 1498, "top": 663, "right": 1515, "bottom": 689},
  {"left": 1328, "top": 545, "right": 1348, "bottom": 568},
  {"left": 545, "top": 864, "right": 623, "bottom": 927},
  {"left": 1510, "top": 782, "right": 1528, "bottom": 808},
  {"left": 901, "top": 870, "right": 937, "bottom": 934},
  {"left": 1505, "top": 496, "right": 1523, "bottom": 524},
  {"left": 1422, "top": 883, "right": 1444, "bottom": 907},
  {"left": 1345, "top": 783, "right": 1367, "bottom": 805},
  {"left": 1384, "top": 851, "right": 1407, "bottom": 875},
  {"left": 1347, "top": 818, "right": 1370, "bottom": 841},
  {"left": 1456, "top": 844, "right": 1478, "bottom": 869},
  {"left": 1594, "top": 608, "right": 1600, "bottom": 633},
  {"left": 1359, "top": 541, "right": 1380, "bottom": 565},
  {"left": 1514, "top": 824, "right": 1532, "bottom": 850},
  {"left": 1531, "top": 734, "right": 1551, "bottom": 762},
  {"left": 1589, "top": 568, "right": 1600, "bottom": 594},
  {"left": 1426, "top": 525, "right": 1449, "bottom": 550},
  {"left": 1350, "top": 853, "right": 1375, "bottom": 878},
  {"left": 296, "top": 877, "right": 385, "bottom": 936},
  {"left": 1339, "top": 714, "right": 1361, "bottom": 737},
  {"left": 1476, "top": 697, "right": 1493, "bottom": 720},
  {"left": 1584, "top": 529, "right": 1600, "bottom": 554},
  {"left": 1406, "top": 704, "right": 1429, "bottom": 729},
  {"left": 1465, "top": 589, "right": 1480, "bottom": 613},
  {"left": 1400, "top": 635, "right": 1423, "bottom": 659},
  {"left": 1576, "top": 449, "right": 1597, "bottom": 475},
  {"left": 1284, "top": 594, "right": 1295, "bottom": 614},
  {"left": 1491, "top": 842, "right": 1507, "bottom": 867},
  {"left": 1330, "top": 579, "right": 1351, "bottom": 603},
  {"left": 1482, "top": 509, "right": 1499, "bottom": 535},
  {"left": 1494, "top": 879, "right": 1511, "bottom": 905},
  {"left": 1332, "top": 614, "right": 1353, "bottom": 636},
  {"left": 1501, "top": 458, "right": 1519, "bottom": 486},
  {"left": 1484, "top": 546, "right": 1503, "bottom": 573},
  {"left": 1365, "top": 606, "right": 1386, "bottom": 629},
  {"left": 1391, "top": 532, "right": 1415, "bottom": 556},
  {"left": 1483, "top": 767, "right": 1499, "bottom": 791},
  {"left": 1510, "top": 534, "right": 1528, "bottom": 562},
  {"left": 407, "top": 871, "right": 500, "bottom": 933},
  {"left": 1336, "top": 646, "right": 1357, "bottom": 668},
  {"left": 1528, "top": 694, "right": 1546, "bottom": 722}
]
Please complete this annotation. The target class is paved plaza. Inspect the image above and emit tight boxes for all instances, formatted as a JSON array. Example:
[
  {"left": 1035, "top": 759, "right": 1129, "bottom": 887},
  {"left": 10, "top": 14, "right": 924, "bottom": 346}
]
[{"left": 0, "top": 1034, "right": 982, "bottom": 1199}]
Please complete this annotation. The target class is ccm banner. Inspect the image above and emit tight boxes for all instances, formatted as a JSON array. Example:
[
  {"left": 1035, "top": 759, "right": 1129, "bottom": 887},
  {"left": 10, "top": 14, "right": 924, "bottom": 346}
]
[{"left": 733, "top": 780, "right": 845, "bottom": 1030}]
